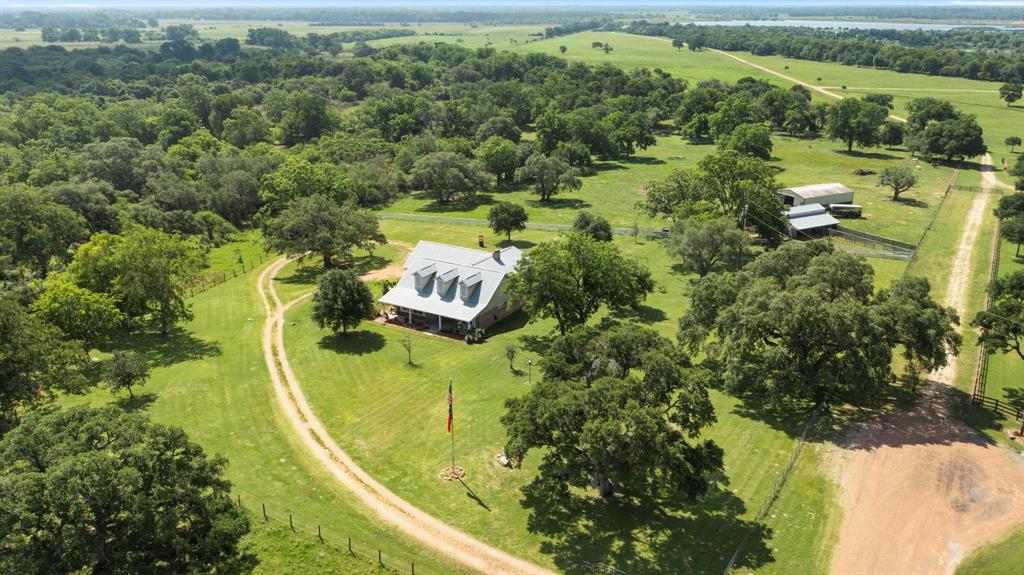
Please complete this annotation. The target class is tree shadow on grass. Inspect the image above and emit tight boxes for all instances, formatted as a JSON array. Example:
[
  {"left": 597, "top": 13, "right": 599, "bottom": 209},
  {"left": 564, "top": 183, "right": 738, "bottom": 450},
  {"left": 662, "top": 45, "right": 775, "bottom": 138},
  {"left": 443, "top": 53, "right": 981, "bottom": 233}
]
[
  {"left": 609, "top": 304, "right": 668, "bottom": 325},
  {"left": 413, "top": 193, "right": 496, "bottom": 214},
  {"left": 486, "top": 310, "right": 530, "bottom": 338},
  {"left": 353, "top": 254, "right": 391, "bottom": 276},
  {"left": 894, "top": 197, "right": 930, "bottom": 209},
  {"left": 113, "top": 391, "right": 158, "bottom": 413},
  {"left": 275, "top": 264, "right": 320, "bottom": 287},
  {"left": 102, "top": 327, "right": 222, "bottom": 368},
  {"left": 836, "top": 149, "right": 901, "bottom": 161},
  {"left": 522, "top": 478, "right": 773, "bottom": 575},
  {"left": 622, "top": 155, "right": 666, "bottom": 166},
  {"left": 526, "top": 197, "right": 591, "bottom": 210},
  {"left": 496, "top": 239, "right": 537, "bottom": 250},
  {"left": 1003, "top": 387, "right": 1024, "bottom": 411},
  {"left": 317, "top": 330, "right": 386, "bottom": 355}
]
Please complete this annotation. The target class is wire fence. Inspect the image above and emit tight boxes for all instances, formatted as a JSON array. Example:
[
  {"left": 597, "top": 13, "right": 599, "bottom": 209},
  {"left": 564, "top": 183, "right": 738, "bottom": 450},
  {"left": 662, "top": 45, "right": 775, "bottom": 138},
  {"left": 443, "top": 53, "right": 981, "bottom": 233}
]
[
  {"left": 377, "top": 212, "right": 656, "bottom": 237},
  {"left": 721, "top": 403, "right": 826, "bottom": 575},
  {"left": 186, "top": 254, "right": 266, "bottom": 299},
  {"left": 244, "top": 498, "right": 429, "bottom": 575},
  {"left": 904, "top": 167, "right": 960, "bottom": 273}
]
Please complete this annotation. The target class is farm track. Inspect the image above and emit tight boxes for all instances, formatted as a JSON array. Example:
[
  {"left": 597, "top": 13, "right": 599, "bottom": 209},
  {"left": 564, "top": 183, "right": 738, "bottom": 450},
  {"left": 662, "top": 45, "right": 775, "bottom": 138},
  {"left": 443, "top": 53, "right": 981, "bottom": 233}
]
[
  {"left": 257, "top": 255, "right": 553, "bottom": 575},
  {"left": 831, "top": 154, "right": 1024, "bottom": 575},
  {"left": 688, "top": 41, "right": 1024, "bottom": 574}
]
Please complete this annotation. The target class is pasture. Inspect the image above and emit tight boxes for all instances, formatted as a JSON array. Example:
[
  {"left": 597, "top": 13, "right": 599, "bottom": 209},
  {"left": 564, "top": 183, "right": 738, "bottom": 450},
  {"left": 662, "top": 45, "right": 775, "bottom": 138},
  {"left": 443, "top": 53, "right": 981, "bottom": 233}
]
[{"left": 33, "top": 22, "right": 1022, "bottom": 573}]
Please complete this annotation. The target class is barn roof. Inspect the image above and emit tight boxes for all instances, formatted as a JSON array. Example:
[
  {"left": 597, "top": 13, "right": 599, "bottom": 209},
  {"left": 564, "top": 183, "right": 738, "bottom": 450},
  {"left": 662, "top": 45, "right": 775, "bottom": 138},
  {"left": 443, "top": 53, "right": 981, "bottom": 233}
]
[{"left": 782, "top": 183, "right": 853, "bottom": 199}]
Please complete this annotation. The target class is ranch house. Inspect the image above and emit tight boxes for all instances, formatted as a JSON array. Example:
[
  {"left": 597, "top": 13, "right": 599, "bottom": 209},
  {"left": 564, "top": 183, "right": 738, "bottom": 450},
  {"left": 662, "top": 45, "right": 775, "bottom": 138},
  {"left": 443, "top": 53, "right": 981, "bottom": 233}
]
[{"left": 379, "top": 241, "right": 524, "bottom": 334}]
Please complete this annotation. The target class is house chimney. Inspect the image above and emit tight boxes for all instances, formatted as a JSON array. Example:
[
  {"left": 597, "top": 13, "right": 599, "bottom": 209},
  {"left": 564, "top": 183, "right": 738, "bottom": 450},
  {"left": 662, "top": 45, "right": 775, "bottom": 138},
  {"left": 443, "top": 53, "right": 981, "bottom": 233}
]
[{"left": 492, "top": 249, "right": 501, "bottom": 261}]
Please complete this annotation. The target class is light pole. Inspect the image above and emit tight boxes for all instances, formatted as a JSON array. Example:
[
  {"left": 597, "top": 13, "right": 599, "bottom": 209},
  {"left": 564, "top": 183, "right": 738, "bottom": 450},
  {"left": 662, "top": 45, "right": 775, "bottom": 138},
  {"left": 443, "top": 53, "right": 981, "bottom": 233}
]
[{"left": 527, "top": 359, "right": 533, "bottom": 384}]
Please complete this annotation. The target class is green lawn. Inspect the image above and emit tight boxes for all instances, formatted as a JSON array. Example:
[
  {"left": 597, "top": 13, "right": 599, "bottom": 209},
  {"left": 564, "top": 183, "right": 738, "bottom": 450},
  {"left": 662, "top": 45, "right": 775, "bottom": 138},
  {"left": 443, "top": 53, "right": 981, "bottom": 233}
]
[
  {"left": 274, "top": 220, "right": 838, "bottom": 574},
  {"left": 59, "top": 238, "right": 467, "bottom": 575},
  {"left": 956, "top": 525, "right": 1024, "bottom": 575}
]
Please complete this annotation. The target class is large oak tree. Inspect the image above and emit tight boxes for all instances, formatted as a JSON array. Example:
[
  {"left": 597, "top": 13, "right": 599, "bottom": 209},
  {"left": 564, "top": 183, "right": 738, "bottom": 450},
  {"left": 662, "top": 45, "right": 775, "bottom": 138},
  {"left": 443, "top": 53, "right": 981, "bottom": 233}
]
[
  {"left": 506, "top": 232, "right": 653, "bottom": 334},
  {"left": 0, "top": 406, "right": 250, "bottom": 573},
  {"left": 502, "top": 323, "right": 723, "bottom": 499}
]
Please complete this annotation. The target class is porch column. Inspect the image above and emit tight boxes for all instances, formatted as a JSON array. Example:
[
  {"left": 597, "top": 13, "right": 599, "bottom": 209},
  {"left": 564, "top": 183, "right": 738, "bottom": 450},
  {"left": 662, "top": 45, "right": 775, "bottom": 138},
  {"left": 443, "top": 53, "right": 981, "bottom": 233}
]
[
  {"left": 438, "top": 315, "right": 442, "bottom": 330},
  {"left": 408, "top": 308, "right": 412, "bottom": 323}
]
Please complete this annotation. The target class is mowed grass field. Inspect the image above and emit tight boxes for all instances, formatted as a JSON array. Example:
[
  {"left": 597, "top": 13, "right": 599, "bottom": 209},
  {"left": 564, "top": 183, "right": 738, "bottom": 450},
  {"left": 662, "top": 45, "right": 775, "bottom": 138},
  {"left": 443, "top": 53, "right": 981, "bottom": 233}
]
[
  {"left": 279, "top": 219, "right": 839, "bottom": 574},
  {"left": 59, "top": 235, "right": 467, "bottom": 575}
]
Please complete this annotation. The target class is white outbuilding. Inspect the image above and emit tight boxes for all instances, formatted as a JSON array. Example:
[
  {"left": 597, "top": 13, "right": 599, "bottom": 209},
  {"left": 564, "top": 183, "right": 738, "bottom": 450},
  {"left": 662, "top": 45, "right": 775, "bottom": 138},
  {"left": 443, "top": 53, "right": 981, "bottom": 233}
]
[{"left": 779, "top": 183, "right": 854, "bottom": 207}]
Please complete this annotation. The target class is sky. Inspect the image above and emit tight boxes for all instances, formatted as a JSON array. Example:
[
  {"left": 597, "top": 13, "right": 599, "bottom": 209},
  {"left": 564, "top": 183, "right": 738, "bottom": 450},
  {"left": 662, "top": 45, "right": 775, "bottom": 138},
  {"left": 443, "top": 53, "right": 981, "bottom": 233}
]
[{"left": 5, "top": 0, "right": 1023, "bottom": 10}]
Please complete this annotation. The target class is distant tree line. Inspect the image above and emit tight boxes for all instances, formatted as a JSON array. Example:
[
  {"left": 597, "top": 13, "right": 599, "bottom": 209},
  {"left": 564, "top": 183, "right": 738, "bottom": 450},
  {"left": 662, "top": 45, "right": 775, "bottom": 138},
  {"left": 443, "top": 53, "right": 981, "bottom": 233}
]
[
  {"left": 623, "top": 22, "right": 1024, "bottom": 83},
  {"left": 1, "top": 10, "right": 151, "bottom": 30},
  {"left": 543, "top": 18, "right": 609, "bottom": 39},
  {"left": 40, "top": 27, "right": 143, "bottom": 43},
  {"left": 684, "top": 5, "right": 1024, "bottom": 22},
  {"left": 244, "top": 27, "right": 416, "bottom": 52}
]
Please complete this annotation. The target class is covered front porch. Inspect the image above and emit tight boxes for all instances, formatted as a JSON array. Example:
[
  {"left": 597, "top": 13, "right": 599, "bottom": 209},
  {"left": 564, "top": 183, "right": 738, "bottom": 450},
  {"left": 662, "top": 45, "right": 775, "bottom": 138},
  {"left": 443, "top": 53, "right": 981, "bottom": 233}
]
[{"left": 385, "top": 305, "right": 473, "bottom": 335}]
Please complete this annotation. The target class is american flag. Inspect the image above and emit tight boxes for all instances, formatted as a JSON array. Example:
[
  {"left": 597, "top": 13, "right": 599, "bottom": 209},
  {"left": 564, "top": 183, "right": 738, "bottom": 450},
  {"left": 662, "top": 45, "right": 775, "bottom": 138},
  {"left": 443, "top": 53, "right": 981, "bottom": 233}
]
[{"left": 447, "top": 381, "right": 453, "bottom": 433}]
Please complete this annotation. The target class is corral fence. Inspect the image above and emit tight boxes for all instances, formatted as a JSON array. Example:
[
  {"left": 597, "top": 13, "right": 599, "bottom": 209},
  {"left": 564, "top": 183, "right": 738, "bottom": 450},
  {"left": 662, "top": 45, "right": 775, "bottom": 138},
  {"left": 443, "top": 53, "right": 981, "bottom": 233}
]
[
  {"left": 831, "top": 226, "right": 917, "bottom": 252},
  {"left": 244, "top": 498, "right": 427, "bottom": 574},
  {"left": 377, "top": 212, "right": 655, "bottom": 237},
  {"left": 828, "top": 227, "right": 916, "bottom": 260},
  {"left": 950, "top": 184, "right": 1003, "bottom": 195},
  {"left": 186, "top": 255, "right": 266, "bottom": 299}
]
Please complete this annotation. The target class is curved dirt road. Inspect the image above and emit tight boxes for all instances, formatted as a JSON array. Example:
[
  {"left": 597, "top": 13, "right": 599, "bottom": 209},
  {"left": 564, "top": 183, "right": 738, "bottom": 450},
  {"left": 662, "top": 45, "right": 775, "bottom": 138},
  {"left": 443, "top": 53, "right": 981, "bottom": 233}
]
[
  {"left": 258, "top": 257, "right": 553, "bottom": 575},
  {"left": 831, "top": 154, "right": 1024, "bottom": 574}
]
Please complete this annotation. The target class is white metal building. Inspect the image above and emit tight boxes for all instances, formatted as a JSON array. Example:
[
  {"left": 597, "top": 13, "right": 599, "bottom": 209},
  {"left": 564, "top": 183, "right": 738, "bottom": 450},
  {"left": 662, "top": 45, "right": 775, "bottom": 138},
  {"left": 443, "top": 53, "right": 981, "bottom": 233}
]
[
  {"left": 779, "top": 183, "right": 854, "bottom": 207},
  {"left": 786, "top": 203, "right": 839, "bottom": 238},
  {"left": 379, "top": 241, "right": 524, "bottom": 333}
]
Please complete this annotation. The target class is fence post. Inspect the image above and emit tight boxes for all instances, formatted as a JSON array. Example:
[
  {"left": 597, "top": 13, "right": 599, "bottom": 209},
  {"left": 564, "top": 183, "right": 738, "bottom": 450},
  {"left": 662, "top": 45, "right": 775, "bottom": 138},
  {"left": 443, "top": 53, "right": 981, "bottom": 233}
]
[
  {"left": 317, "top": 525, "right": 323, "bottom": 543},
  {"left": 262, "top": 503, "right": 267, "bottom": 522},
  {"left": 237, "top": 494, "right": 240, "bottom": 506},
  {"left": 348, "top": 537, "right": 352, "bottom": 554},
  {"left": 378, "top": 549, "right": 382, "bottom": 566},
  {"left": 412, "top": 562, "right": 415, "bottom": 574},
  {"left": 289, "top": 513, "right": 294, "bottom": 532}
]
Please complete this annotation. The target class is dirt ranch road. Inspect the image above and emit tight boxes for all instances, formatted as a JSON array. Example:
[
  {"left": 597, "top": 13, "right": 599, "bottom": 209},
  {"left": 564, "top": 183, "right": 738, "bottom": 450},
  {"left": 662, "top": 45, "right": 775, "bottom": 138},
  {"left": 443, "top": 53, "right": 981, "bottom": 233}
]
[
  {"left": 258, "top": 256, "right": 553, "bottom": 575},
  {"left": 831, "top": 155, "right": 1024, "bottom": 574}
]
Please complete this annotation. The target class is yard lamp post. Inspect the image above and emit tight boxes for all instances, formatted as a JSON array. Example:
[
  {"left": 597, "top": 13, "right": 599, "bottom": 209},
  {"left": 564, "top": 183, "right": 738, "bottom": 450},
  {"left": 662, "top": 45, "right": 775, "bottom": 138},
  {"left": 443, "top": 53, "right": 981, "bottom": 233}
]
[{"left": 527, "top": 359, "right": 533, "bottom": 384}]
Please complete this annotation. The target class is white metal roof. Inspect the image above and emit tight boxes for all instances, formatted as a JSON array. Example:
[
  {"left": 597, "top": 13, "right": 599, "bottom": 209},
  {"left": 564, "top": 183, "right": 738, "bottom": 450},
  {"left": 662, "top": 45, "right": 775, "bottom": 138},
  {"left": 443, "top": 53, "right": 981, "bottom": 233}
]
[
  {"left": 790, "top": 213, "right": 839, "bottom": 231},
  {"left": 782, "top": 183, "right": 853, "bottom": 199},
  {"left": 787, "top": 204, "right": 828, "bottom": 218},
  {"left": 379, "top": 241, "right": 523, "bottom": 322}
]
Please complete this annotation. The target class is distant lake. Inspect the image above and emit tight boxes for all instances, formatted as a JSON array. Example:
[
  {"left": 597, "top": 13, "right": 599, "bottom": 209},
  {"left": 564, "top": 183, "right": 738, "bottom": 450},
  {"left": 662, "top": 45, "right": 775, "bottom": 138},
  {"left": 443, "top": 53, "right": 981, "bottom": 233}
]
[{"left": 681, "top": 19, "right": 1024, "bottom": 32}]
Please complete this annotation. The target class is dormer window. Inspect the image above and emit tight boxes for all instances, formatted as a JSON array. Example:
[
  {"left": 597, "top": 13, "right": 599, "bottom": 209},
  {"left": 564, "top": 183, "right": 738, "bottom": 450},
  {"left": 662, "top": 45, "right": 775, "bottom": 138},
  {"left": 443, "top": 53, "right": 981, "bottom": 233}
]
[
  {"left": 413, "top": 264, "right": 436, "bottom": 290},
  {"left": 459, "top": 272, "right": 482, "bottom": 301},
  {"left": 436, "top": 268, "right": 459, "bottom": 295}
]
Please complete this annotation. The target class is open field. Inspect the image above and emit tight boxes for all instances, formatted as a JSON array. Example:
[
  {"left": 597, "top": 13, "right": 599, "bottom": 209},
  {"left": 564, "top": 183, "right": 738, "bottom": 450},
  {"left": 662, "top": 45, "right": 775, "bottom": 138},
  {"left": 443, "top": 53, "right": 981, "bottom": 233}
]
[
  {"left": 0, "top": 21, "right": 545, "bottom": 51},
  {"left": 59, "top": 236, "right": 467, "bottom": 575},
  {"left": 381, "top": 131, "right": 957, "bottom": 242}
]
